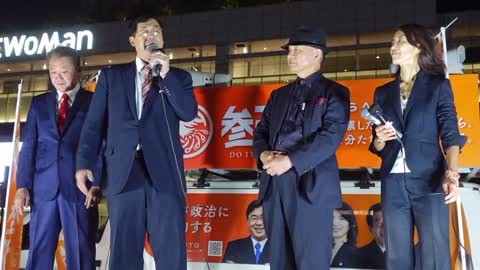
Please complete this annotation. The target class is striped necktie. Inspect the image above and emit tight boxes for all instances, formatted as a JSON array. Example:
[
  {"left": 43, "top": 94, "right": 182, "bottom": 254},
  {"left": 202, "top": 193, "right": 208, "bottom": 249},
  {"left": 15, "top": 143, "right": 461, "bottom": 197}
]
[{"left": 142, "top": 65, "right": 153, "bottom": 104}]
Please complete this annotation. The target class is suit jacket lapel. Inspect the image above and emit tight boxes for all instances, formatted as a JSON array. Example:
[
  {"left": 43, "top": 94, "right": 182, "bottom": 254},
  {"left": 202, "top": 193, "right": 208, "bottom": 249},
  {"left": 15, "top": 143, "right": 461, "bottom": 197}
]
[
  {"left": 388, "top": 78, "right": 404, "bottom": 129},
  {"left": 141, "top": 79, "right": 159, "bottom": 119},
  {"left": 306, "top": 74, "right": 328, "bottom": 102},
  {"left": 272, "top": 84, "right": 294, "bottom": 138},
  {"left": 124, "top": 61, "right": 139, "bottom": 121},
  {"left": 61, "top": 88, "right": 86, "bottom": 136},
  {"left": 245, "top": 238, "right": 256, "bottom": 264},
  {"left": 47, "top": 91, "right": 59, "bottom": 137},
  {"left": 260, "top": 240, "right": 270, "bottom": 263},
  {"left": 403, "top": 70, "right": 426, "bottom": 122},
  {"left": 303, "top": 74, "right": 328, "bottom": 134}
]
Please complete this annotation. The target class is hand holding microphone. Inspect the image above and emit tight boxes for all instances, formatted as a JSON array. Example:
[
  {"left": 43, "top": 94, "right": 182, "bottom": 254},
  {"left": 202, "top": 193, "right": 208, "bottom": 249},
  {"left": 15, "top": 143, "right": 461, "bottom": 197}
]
[
  {"left": 374, "top": 123, "right": 397, "bottom": 143},
  {"left": 361, "top": 104, "right": 401, "bottom": 143},
  {"left": 146, "top": 43, "right": 169, "bottom": 78}
]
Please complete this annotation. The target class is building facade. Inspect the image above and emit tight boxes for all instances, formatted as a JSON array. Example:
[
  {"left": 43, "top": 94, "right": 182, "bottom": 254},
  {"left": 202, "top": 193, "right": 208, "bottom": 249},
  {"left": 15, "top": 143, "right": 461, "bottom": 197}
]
[{"left": 0, "top": 0, "right": 479, "bottom": 137}]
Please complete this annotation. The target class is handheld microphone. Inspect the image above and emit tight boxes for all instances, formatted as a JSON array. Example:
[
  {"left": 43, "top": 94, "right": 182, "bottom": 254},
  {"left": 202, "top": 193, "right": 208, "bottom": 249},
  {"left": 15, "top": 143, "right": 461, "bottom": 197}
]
[
  {"left": 368, "top": 104, "right": 387, "bottom": 124},
  {"left": 360, "top": 108, "right": 382, "bottom": 125},
  {"left": 363, "top": 104, "right": 403, "bottom": 139},
  {"left": 146, "top": 43, "right": 165, "bottom": 77}
]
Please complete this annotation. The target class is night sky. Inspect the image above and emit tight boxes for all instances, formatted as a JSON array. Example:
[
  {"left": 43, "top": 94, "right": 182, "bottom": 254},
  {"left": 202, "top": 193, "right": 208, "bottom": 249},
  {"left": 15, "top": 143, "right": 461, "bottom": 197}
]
[
  {"left": 0, "top": 0, "right": 478, "bottom": 34},
  {"left": 0, "top": 0, "right": 285, "bottom": 33}
]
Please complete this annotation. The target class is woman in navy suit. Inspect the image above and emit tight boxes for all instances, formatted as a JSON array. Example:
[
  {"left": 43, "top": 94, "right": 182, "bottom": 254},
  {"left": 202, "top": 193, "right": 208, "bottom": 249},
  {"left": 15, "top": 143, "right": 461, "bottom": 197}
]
[{"left": 369, "top": 24, "right": 467, "bottom": 270}]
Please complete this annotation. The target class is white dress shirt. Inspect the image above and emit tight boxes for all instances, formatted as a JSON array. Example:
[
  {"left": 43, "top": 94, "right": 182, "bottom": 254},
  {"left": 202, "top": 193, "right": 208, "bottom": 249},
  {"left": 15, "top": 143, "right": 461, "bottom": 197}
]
[
  {"left": 377, "top": 242, "right": 386, "bottom": 253},
  {"left": 251, "top": 237, "right": 267, "bottom": 256},
  {"left": 56, "top": 83, "right": 80, "bottom": 110},
  {"left": 135, "top": 57, "right": 150, "bottom": 120},
  {"left": 390, "top": 95, "right": 411, "bottom": 173}
]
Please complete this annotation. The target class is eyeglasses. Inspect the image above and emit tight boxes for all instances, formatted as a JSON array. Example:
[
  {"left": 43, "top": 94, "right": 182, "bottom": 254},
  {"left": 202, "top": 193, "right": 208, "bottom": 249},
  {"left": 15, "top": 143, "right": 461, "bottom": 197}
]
[
  {"left": 248, "top": 215, "right": 264, "bottom": 223},
  {"left": 137, "top": 28, "right": 163, "bottom": 38}
]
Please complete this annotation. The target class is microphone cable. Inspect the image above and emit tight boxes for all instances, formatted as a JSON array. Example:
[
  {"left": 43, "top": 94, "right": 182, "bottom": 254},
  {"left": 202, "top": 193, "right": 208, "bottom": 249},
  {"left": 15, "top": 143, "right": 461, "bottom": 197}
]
[{"left": 159, "top": 84, "right": 189, "bottom": 208}]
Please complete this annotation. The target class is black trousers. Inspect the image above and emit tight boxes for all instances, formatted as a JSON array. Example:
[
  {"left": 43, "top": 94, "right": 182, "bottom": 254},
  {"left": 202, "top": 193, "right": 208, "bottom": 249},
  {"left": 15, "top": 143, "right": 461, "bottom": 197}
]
[
  {"left": 382, "top": 173, "right": 451, "bottom": 270},
  {"left": 262, "top": 170, "right": 333, "bottom": 270},
  {"left": 106, "top": 153, "right": 186, "bottom": 270}
]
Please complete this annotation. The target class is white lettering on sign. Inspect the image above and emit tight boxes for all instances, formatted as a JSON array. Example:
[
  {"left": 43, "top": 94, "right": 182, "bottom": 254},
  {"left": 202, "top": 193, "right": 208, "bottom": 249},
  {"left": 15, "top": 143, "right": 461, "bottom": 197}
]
[
  {"left": 37, "top": 32, "right": 60, "bottom": 55},
  {"left": 0, "top": 30, "right": 94, "bottom": 59}
]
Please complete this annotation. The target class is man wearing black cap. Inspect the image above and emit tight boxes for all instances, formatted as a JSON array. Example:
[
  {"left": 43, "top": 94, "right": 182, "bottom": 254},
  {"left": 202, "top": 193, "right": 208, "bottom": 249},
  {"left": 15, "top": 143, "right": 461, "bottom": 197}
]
[{"left": 253, "top": 26, "right": 350, "bottom": 270}]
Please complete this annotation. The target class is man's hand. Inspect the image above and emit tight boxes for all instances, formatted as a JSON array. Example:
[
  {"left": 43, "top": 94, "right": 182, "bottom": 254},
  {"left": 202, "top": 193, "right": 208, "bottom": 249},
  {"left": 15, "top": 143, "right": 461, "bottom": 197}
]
[
  {"left": 260, "top": 150, "right": 276, "bottom": 165},
  {"left": 85, "top": 186, "right": 102, "bottom": 209},
  {"left": 76, "top": 169, "right": 94, "bottom": 196},
  {"left": 149, "top": 50, "right": 170, "bottom": 78},
  {"left": 260, "top": 150, "right": 286, "bottom": 164},
  {"left": 13, "top": 188, "right": 30, "bottom": 216},
  {"left": 263, "top": 154, "right": 293, "bottom": 176},
  {"left": 443, "top": 170, "right": 460, "bottom": 204}
]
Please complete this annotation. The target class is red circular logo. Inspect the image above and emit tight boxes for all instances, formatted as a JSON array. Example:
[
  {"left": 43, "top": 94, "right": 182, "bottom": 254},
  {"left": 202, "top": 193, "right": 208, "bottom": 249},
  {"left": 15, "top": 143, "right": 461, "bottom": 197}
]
[{"left": 180, "top": 105, "right": 213, "bottom": 158}]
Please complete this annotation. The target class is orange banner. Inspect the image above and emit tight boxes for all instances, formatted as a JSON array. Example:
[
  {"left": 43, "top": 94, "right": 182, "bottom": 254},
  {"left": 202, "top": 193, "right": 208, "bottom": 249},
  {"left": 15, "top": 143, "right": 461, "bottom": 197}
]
[
  {"left": 146, "top": 191, "right": 468, "bottom": 268},
  {"left": 2, "top": 123, "right": 24, "bottom": 269},
  {"left": 185, "top": 192, "right": 259, "bottom": 262},
  {"left": 182, "top": 74, "right": 480, "bottom": 169},
  {"left": 54, "top": 233, "right": 67, "bottom": 270},
  {"left": 168, "top": 192, "right": 384, "bottom": 262}
]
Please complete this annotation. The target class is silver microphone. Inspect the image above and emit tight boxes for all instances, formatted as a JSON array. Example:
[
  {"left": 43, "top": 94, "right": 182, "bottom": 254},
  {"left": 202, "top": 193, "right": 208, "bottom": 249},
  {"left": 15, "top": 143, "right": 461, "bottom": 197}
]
[
  {"left": 365, "top": 104, "right": 403, "bottom": 139},
  {"left": 361, "top": 108, "right": 382, "bottom": 125},
  {"left": 146, "top": 43, "right": 163, "bottom": 77}
]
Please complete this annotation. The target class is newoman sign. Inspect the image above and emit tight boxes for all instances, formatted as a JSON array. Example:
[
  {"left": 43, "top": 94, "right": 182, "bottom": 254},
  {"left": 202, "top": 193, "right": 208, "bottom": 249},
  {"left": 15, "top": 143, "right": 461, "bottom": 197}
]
[{"left": 0, "top": 30, "right": 94, "bottom": 59}]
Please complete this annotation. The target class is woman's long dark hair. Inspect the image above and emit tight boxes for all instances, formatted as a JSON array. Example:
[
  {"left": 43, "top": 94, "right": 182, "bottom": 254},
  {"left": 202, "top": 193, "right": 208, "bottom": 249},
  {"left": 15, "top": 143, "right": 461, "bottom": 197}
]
[
  {"left": 335, "top": 201, "right": 358, "bottom": 245},
  {"left": 397, "top": 24, "right": 446, "bottom": 77}
]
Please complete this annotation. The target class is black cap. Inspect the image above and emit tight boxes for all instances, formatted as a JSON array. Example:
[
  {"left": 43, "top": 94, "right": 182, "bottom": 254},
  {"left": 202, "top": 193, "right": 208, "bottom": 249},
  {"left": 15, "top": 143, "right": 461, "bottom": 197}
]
[{"left": 281, "top": 26, "right": 328, "bottom": 54}]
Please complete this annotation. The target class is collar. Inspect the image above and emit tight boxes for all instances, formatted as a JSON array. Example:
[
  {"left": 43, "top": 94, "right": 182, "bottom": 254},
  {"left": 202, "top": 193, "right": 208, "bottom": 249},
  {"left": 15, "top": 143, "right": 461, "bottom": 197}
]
[
  {"left": 376, "top": 241, "right": 386, "bottom": 253},
  {"left": 57, "top": 83, "right": 80, "bottom": 101},
  {"left": 251, "top": 237, "right": 267, "bottom": 247},
  {"left": 135, "top": 57, "right": 149, "bottom": 73},
  {"left": 297, "top": 71, "right": 321, "bottom": 87},
  {"left": 396, "top": 69, "right": 427, "bottom": 84},
  {"left": 334, "top": 238, "right": 348, "bottom": 246}
]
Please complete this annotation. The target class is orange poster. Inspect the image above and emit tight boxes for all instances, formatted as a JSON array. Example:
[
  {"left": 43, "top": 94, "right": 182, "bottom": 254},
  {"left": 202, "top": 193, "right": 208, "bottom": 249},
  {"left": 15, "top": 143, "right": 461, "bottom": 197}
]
[
  {"left": 182, "top": 74, "right": 480, "bottom": 169},
  {"left": 181, "top": 191, "right": 382, "bottom": 263},
  {"left": 176, "top": 191, "right": 469, "bottom": 267},
  {"left": 185, "top": 191, "right": 260, "bottom": 262}
]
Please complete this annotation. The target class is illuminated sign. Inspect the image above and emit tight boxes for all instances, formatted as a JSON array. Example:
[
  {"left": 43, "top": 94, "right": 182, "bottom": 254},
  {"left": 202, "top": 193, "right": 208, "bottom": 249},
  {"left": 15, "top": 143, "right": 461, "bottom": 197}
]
[{"left": 0, "top": 30, "right": 94, "bottom": 59}]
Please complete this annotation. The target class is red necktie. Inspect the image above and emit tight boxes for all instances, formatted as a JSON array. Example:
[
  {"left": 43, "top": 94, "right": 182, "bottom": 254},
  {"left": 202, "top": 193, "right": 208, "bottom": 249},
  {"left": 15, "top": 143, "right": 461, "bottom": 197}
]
[
  {"left": 142, "top": 65, "right": 153, "bottom": 104},
  {"left": 58, "top": 93, "right": 70, "bottom": 133}
]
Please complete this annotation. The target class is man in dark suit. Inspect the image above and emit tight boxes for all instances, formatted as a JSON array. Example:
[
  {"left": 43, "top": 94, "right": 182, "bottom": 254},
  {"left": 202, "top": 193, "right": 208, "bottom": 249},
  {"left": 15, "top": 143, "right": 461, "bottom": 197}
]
[
  {"left": 356, "top": 203, "right": 385, "bottom": 269},
  {"left": 14, "top": 46, "right": 101, "bottom": 270},
  {"left": 75, "top": 16, "right": 198, "bottom": 270},
  {"left": 223, "top": 200, "right": 270, "bottom": 264},
  {"left": 253, "top": 26, "right": 350, "bottom": 270}
]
